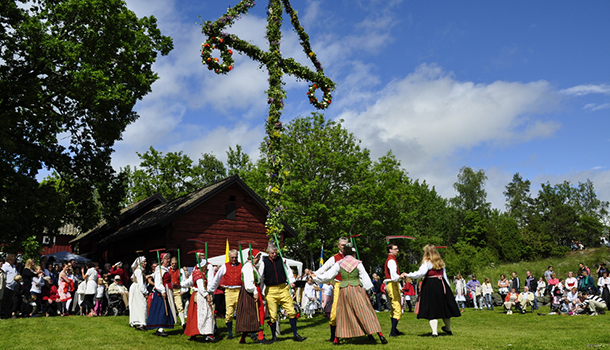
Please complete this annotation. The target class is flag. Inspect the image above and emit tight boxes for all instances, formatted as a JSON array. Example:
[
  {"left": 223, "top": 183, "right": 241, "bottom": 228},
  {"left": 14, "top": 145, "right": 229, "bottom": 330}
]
[
  {"left": 319, "top": 246, "right": 324, "bottom": 268},
  {"left": 225, "top": 238, "right": 230, "bottom": 263}
]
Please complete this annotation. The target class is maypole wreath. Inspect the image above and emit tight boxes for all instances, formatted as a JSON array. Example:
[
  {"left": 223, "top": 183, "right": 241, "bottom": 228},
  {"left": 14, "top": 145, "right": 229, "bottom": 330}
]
[{"left": 200, "top": 0, "right": 336, "bottom": 237}]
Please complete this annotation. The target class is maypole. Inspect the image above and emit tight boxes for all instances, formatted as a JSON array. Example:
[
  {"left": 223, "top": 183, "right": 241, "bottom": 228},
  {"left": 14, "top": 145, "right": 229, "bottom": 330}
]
[{"left": 200, "top": 0, "right": 335, "bottom": 238}]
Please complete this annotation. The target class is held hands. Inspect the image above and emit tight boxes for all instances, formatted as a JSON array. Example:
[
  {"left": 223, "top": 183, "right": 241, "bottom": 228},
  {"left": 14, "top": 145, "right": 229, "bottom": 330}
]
[
  {"left": 162, "top": 292, "right": 166, "bottom": 299},
  {"left": 400, "top": 272, "right": 408, "bottom": 279},
  {"left": 290, "top": 283, "right": 296, "bottom": 289}
]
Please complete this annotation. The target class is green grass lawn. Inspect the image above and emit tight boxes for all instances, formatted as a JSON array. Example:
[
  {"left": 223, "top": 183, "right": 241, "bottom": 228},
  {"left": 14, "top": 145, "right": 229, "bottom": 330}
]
[{"left": 1, "top": 307, "right": 607, "bottom": 350}]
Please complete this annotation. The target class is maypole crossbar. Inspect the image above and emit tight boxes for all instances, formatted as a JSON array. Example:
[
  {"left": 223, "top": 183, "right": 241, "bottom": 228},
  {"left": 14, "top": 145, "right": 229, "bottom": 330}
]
[{"left": 200, "top": 0, "right": 336, "bottom": 238}]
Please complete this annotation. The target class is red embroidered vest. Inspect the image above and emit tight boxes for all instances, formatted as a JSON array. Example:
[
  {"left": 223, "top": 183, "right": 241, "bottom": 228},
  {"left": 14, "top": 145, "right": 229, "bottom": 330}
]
[
  {"left": 170, "top": 267, "right": 181, "bottom": 286},
  {"left": 222, "top": 263, "right": 242, "bottom": 286},
  {"left": 384, "top": 254, "right": 399, "bottom": 280},
  {"left": 333, "top": 252, "right": 345, "bottom": 281}
]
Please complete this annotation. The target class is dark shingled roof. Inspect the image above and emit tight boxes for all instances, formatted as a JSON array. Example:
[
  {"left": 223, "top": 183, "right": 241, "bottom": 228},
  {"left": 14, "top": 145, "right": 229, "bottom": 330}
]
[
  {"left": 99, "top": 175, "right": 296, "bottom": 244},
  {"left": 70, "top": 193, "right": 167, "bottom": 244}
]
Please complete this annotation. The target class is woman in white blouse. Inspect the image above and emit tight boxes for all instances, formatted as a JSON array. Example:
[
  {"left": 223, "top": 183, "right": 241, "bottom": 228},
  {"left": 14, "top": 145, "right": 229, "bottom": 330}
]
[{"left": 82, "top": 262, "right": 98, "bottom": 316}]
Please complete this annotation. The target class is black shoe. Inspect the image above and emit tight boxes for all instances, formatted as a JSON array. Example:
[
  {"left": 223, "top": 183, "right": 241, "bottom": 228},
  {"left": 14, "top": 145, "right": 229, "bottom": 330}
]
[
  {"left": 367, "top": 335, "right": 375, "bottom": 341},
  {"left": 189, "top": 336, "right": 198, "bottom": 341},
  {"left": 239, "top": 339, "right": 246, "bottom": 344},
  {"left": 205, "top": 336, "right": 215, "bottom": 342},
  {"left": 432, "top": 334, "right": 438, "bottom": 338},
  {"left": 379, "top": 336, "right": 388, "bottom": 344},
  {"left": 155, "top": 330, "right": 168, "bottom": 337},
  {"left": 257, "top": 338, "right": 272, "bottom": 344},
  {"left": 270, "top": 337, "right": 278, "bottom": 343},
  {"left": 250, "top": 333, "right": 258, "bottom": 341},
  {"left": 293, "top": 334, "right": 306, "bottom": 342},
  {"left": 394, "top": 330, "right": 404, "bottom": 336},
  {"left": 441, "top": 326, "right": 453, "bottom": 335},
  {"left": 227, "top": 334, "right": 234, "bottom": 340},
  {"left": 389, "top": 333, "right": 398, "bottom": 337}
]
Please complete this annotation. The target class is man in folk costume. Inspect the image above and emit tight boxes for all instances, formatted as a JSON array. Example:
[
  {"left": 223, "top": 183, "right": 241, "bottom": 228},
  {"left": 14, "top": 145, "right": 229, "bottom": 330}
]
[
  {"left": 385, "top": 244, "right": 408, "bottom": 337},
  {"left": 146, "top": 252, "right": 177, "bottom": 336},
  {"left": 182, "top": 253, "right": 215, "bottom": 342},
  {"left": 207, "top": 249, "right": 241, "bottom": 339},
  {"left": 314, "top": 237, "right": 348, "bottom": 342},
  {"left": 235, "top": 249, "right": 272, "bottom": 344},
  {"left": 169, "top": 257, "right": 186, "bottom": 327},
  {"left": 259, "top": 243, "right": 306, "bottom": 342}
]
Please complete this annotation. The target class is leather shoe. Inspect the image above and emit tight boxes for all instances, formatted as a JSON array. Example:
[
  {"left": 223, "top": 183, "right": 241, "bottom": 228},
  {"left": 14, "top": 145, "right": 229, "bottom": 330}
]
[
  {"left": 432, "top": 334, "right": 438, "bottom": 338},
  {"left": 379, "top": 336, "right": 388, "bottom": 344},
  {"left": 155, "top": 330, "right": 168, "bottom": 337},
  {"left": 257, "top": 338, "right": 273, "bottom": 344},
  {"left": 293, "top": 334, "right": 307, "bottom": 342},
  {"left": 270, "top": 337, "right": 278, "bottom": 343},
  {"left": 227, "top": 334, "right": 234, "bottom": 340},
  {"left": 441, "top": 326, "right": 453, "bottom": 335},
  {"left": 394, "top": 330, "right": 404, "bottom": 336}
]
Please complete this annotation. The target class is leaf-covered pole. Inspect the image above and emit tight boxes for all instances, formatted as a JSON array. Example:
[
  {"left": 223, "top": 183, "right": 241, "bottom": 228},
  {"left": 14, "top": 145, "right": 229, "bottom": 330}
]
[{"left": 200, "top": 0, "right": 335, "bottom": 237}]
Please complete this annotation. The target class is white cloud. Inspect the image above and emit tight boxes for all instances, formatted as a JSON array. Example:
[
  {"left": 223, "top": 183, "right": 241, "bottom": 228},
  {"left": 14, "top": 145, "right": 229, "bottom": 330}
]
[
  {"left": 339, "top": 64, "right": 559, "bottom": 164},
  {"left": 560, "top": 84, "right": 610, "bottom": 96},
  {"left": 584, "top": 103, "right": 610, "bottom": 111}
]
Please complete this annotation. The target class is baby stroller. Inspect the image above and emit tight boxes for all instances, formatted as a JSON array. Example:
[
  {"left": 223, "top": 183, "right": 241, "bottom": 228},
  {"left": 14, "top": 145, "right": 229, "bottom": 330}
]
[{"left": 106, "top": 291, "right": 128, "bottom": 316}]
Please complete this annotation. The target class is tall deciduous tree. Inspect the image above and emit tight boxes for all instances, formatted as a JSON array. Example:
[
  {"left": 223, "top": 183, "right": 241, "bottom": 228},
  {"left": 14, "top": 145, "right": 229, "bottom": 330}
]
[
  {"left": 504, "top": 173, "right": 532, "bottom": 229},
  {"left": 0, "top": 0, "right": 172, "bottom": 249},
  {"left": 451, "top": 166, "right": 491, "bottom": 217}
]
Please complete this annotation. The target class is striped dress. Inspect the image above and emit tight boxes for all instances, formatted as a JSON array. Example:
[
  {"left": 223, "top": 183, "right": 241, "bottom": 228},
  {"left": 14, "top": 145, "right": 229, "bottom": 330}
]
[{"left": 318, "top": 256, "right": 381, "bottom": 339}]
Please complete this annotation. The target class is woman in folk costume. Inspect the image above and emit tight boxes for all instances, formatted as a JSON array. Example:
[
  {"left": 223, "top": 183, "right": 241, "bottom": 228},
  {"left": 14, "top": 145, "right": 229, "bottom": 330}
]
[
  {"left": 129, "top": 256, "right": 148, "bottom": 330},
  {"left": 235, "top": 249, "right": 272, "bottom": 344},
  {"left": 313, "top": 244, "right": 387, "bottom": 345},
  {"left": 147, "top": 252, "right": 176, "bottom": 337},
  {"left": 406, "top": 244, "right": 460, "bottom": 338},
  {"left": 182, "top": 253, "right": 215, "bottom": 342}
]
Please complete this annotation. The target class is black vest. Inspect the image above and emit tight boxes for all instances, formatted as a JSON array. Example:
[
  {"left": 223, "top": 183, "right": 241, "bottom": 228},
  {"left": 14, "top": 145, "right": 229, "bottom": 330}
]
[{"left": 263, "top": 256, "right": 287, "bottom": 286}]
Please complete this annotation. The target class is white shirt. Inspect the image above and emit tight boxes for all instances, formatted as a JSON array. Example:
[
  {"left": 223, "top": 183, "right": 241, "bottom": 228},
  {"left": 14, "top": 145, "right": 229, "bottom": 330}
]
[
  {"left": 383, "top": 257, "right": 401, "bottom": 283},
  {"left": 1, "top": 262, "right": 17, "bottom": 290},
  {"left": 208, "top": 263, "right": 241, "bottom": 293},
  {"left": 85, "top": 268, "right": 98, "bottom": 295},
  {"left": 322, "top": 283, "right": 334, "bottom": 296},
  {"left": 153, "top": 265, "right": 170, "bottom": 294},
  {"left": 131, "top": 269, "right": 148, "bottom": 296},
  {"left": 313, "top": 260, "right": 374, "bottom": 291},
  {"left": 30, "top": 275, "right": 43, "bottom": 293},
  {"left": 314, "top": 255, "right": 342, "bottom": 282},
  {"left": 407, "top": 261, "right": 450, "bottom": 285},
  {"left": 241, "top": 261, "right": 260, "bottom": 296}
]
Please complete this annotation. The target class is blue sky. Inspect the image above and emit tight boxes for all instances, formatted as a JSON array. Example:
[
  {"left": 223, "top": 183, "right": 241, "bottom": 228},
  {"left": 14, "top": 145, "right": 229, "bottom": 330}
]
[{"left": 116, "top": 0, "right": 610, "bottom": 209}]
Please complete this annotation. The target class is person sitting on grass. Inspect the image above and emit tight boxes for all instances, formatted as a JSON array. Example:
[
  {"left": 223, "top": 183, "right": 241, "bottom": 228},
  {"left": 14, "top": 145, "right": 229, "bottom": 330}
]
[
  {"left": 41, "top": 276, "right": 59, "bottom": 317},
  {"left": 517, "top": 286, "right": 535, "bottom": 314},
  {"left": 580, "top": 291, "right": 607, "bottom": 316},
  {"left": 578, "top": 270, "right": 597, "bottom": 295},
  {"left": 503, "top": 288, "right": 519, "bottom": 314}
]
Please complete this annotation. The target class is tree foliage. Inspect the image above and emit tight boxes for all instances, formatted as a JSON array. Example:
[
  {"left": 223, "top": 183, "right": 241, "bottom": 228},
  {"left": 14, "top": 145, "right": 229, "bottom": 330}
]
[
  {"left": 124, "top": 146, "right": 226, "bottom": 203},
  {"left": 0, "top": 0, "right": 172, "bottom": 250}
]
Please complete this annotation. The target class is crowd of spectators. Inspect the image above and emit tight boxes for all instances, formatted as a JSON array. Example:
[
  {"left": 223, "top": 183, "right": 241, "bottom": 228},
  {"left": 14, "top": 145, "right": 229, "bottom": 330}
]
[
  {"left": 450, "top": 262, "right": 609, "bottom": 316},
  {"left": 0, "top": 254, "right": 140, "bottom": 319}
]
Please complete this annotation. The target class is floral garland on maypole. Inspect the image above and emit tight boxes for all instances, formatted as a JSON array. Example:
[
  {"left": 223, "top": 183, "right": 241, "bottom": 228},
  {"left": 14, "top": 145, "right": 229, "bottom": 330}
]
[{"left": 200, "top": 0, "right": 335, "bottom": 237}]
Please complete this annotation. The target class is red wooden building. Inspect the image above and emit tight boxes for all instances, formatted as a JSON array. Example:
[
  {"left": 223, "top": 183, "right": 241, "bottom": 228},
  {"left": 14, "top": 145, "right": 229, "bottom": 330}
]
[{"left": 71, "top": 175, "right": 296, "bottom": 267}]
